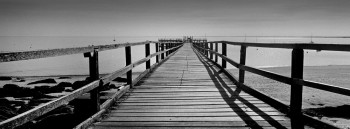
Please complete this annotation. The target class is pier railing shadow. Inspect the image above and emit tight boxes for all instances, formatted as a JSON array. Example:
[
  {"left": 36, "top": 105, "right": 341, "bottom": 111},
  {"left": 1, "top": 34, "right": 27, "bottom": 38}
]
[
  {"left": 193, "top": 41, "right": 350, "bottom": 129},
  {"left": 193, "top": 45, "right": 287, "bottom": 129},
  {"left": 0, "top": 40, "right": 183, "bottom": 129}
]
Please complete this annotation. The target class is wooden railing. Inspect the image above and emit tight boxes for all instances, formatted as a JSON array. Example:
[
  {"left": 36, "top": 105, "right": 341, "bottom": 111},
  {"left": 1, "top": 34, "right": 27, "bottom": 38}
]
[
  {"left": 0, "top": 41, "right": 183, "bottom": 129},
  {"left": 193, "top": 41, "right": 350, "bottom": 129}
]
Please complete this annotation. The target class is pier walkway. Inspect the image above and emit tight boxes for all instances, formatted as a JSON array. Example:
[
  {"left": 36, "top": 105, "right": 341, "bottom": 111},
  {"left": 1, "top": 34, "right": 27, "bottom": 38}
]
[{"left": 89, "top": 43, "right": 293, "bottom": 129}]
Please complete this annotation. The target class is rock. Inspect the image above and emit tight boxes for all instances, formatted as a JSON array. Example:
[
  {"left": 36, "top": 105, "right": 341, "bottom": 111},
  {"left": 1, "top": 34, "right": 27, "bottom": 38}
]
[
  {"left": 109, "top": 84, "right": 120, "bottom": 89},
  {"left": 99, "top": 83, "right": 111, "bottom": 91},
  {"left": 49, "top": 83, "right": 67, "bottom": 93},
  {"left": 56, "top": 82, "right": 72, "bottom": 88},
  {"left": 2, "top": 84, "right": 37, "bottom": 97},
  {"left": 32, "top": 92, "right": 56, "bottom": 99},
  {"left": 113, "top": 77, "right": 128, "bottom": 82},
  {"left": 34, "top": 86, "right": 51, "bottom": 94},
  {"left": 0, "top": 106, "right": 17, "bottom": 119},
  {"left": 17, "top": 104, "right": 31, "bottom": 114},
  {"left": 27, "top": 78, "right": 56, "bottom": 85},
  {"left": 85, "top": 77, "right": 93, "bottom": 82},
  {"left": 33, "top": 105, "right": 75, "bottom": 129},
  {"left": 12, "top": 77, "right": 25, "bottom": 82},
  {"left": 58, "top": 76, "right": 71, "bottom": 79},
  {"left": 0, "top": 98, "right": 11, "bottom": 106},
  {"left": 72, "top": 80, "right": 89, "bottom": 90},
  {"left": 3, "top": 84, "right": 20, "bottom": 91},
  {"left": 0, "top": 88, "right": 6, "bottom": 98},
  {"left": 0, "top": 76, "right": 12, "bottom": 81},
  {"left": 2, "top": 84, "right": 21, "bottom": 97},
  {"left": 33, "top": 113, "right": 75, "bottom": 129},
  {"left": 64, "top": 88, "right": 74, "bottom": 92}
]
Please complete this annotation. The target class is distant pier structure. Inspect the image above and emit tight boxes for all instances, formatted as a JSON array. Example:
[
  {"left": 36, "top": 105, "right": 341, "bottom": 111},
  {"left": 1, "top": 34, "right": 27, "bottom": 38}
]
[{"left": 159, "top": 36, "right": 207, "bottom": 43}]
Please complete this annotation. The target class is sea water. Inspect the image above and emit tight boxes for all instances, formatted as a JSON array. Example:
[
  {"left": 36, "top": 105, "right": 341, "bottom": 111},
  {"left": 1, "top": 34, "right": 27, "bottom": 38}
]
[{"left": 0, "top": 36, "right": 350, "bottom": 76}]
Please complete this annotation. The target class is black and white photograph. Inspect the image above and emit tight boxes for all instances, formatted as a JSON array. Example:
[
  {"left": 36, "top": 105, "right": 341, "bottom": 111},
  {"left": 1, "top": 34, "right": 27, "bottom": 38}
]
[{"left": 1, "top": 0, "right": 350, "bottom": 128}]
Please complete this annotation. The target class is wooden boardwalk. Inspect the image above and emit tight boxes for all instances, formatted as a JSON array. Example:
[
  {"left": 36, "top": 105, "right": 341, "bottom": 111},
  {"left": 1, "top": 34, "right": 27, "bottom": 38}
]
[{"left": 89, "top": 43, "right": 293, "bottom": 129}]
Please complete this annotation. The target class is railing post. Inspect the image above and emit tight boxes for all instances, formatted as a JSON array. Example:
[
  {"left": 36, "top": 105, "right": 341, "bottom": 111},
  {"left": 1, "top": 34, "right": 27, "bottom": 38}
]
[
  {"left": 202, "top": 43, "right": 205, "bottom": 54},
  {"left": 210, "top": 43, "right": 213, "bottom": 59},
  {"left": 166, "top": 43, "right": 169, "bottom": 56},
  {"left": 156, "top": 43, "right": 159, "bottom": 63},
  {"left": 290, "top": 48, "right": 304, "bottom": 129},
  {"left": 205, "top": 43, "right": 209, "bottom": 57},
  {"left": 239, "top": 46, "right": 247, "bottom": 84},
  {"left": 222, "top": 42, "right": 227, "bottom": 68},
  {"left": 171, "top": 43, "right": 174, "bottom": 53},
  {"left": 215, "top": 43, "right": 218, "bottom": 63},
  {"left": 84, "top": 48, "right": 100, "bottom": 112},
  {"left": 145, "top": 43, "right": 150, "bottom": 69},
  {"left": 125, "top": 46, "right": 132, "bottom": 88},
  {"left": 161, "top": 43, "right": 164, "bottom": 60}
]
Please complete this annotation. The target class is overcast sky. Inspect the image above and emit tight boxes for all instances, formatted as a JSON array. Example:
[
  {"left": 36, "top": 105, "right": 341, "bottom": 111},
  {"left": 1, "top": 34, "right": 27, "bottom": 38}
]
[{"left": 1, "top": 0, "right": 350, "bottom": 36}]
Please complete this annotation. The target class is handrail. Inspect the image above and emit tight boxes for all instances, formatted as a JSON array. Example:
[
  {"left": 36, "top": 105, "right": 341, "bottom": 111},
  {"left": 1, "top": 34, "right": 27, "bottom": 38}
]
[
  {"left": 0, "top": 41, "right": 182, "bottom": 63},
  {"left": 194, "top": 43, "right": 350, "bottom": 96},
  {"left": 193, "top": 41, "right": 348, "bottom": 129},
  {"left": 205, "top": 41, "right": 350, "bottom": 52},
  {"left": 0, "top": 41, "right": 183, "bottom": 129}
]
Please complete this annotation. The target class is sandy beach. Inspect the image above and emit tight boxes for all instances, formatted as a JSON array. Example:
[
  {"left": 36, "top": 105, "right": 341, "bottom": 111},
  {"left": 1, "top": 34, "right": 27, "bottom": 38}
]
[{"left": 229, "top": 65, "right": 350, "bottom": 127}]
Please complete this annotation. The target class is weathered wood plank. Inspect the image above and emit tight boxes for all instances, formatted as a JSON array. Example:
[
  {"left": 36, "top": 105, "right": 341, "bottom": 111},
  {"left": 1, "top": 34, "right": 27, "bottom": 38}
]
[
  {"left": 88, "top": 43, "right": 291, "bottom": 129},
  {"left": 109, "top": 112, "right": 285, "bottom": 117},
  {"left": 102, "top": 116, "right": 289, "bottom": 122},
  {"left": 93, "top": 121, "right": 291, "bottom": 127}
]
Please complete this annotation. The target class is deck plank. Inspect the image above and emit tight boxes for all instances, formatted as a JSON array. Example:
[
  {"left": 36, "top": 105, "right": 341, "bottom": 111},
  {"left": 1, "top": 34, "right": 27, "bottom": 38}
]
[{"left": 89, "top": 43, "right": 294, "bottom": 129}]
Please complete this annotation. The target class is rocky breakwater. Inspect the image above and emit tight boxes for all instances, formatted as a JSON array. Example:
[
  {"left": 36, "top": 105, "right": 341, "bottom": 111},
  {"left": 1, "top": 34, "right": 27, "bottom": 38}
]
[{"left": 0, "top": 76, "right": 123, "bottom": 129}]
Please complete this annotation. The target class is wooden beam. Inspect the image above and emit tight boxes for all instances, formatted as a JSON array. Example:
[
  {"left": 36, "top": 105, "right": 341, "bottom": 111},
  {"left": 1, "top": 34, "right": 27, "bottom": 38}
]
[
  {"left": 290, "top": 49, "right": 304, "bottom": 129},
  {"left": 239, "top": 46, "right": 247, "bottom": 84},
  {"left": 145, "top": 43, "right": 150, "bottom": 69},
  {"left": 222, "top": 43, "right": 227, "bottom": 68},
  {"left": 125, "top": 46, "right": 132, "bottom": 88},
  {"left": 88, "top": 48, "right": 100, "bottom": 113}
]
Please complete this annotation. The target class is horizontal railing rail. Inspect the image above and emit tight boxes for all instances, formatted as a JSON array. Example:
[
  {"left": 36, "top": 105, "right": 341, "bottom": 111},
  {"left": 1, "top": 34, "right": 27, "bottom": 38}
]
[
  {"left": 207, "top": 41, "right": 350, "bottom": 52},
  {"left": 0, "top": 41, "right": 180, "bottom": 62},
  {"left": 0, "top": 41, "right": 183, "bottom": 129},
  {"left": 193, "top": 41, "right": 348, "bottom": 129}
]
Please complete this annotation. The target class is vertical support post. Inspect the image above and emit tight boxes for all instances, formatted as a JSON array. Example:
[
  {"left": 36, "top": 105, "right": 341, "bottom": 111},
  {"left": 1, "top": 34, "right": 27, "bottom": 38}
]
[
  {"left": 161, "top": 43, "right": 164, "bottom": 60},
  {"left": 125, "top": 46, "right": 132, "bottom": 88},
  {"left": 202, "top": 43, "right": 205, "bottom": 54},
  {"left": 156, "top": 43, "right": 159, "bottom": 63},
  {"left": 84, "top": 48, "right": 100, "bottom": 112},
  {"left": 170, "top": 43, "right": 173, "bottom": 53},
  {"left": 290, "top": 49, "right": 304, "bottom": 129},
  {"left": 166, "top": 44, "right": 169, "bottom": 57},
  {"left": 145, "top": 43, "right": 150, "bottom": 69},
  {"left": 222, "top": 42, "right": 227, "bottom": 68},
  {"left": 210, "top": 43, "right": 213, "bottom": 59},
  {"left": 215, "top": 43, "right": 218, "bottom": 63},
  {"left": 239, "top": 46, "right": 247, "bottom": 84},
  {"left": 205, "top": 43, "right": 209, "bottom": 57}
]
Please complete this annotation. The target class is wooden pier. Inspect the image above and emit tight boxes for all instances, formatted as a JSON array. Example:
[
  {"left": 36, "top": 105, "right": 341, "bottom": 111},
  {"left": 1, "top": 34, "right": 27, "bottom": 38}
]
[
  {"left": 89, "top": 43, "right": 293, "bottom": 129},
  {"left": 2, "top": 37, "right": 350, "bottom": 129}
]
